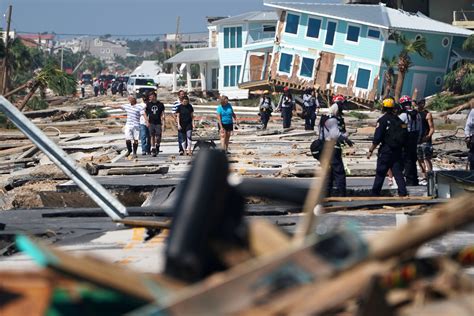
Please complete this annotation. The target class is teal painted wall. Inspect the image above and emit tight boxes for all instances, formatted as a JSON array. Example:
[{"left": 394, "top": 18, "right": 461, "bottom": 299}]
[{"left": 279, "top": 12, "right": 385, "bottom": 63}]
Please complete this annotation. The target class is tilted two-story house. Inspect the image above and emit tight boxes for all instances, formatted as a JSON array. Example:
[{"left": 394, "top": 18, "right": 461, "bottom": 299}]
[
  {"left": 166, "top": 11, "right": 278, "bottom": 99},
  {"left": 240, "top": 2, "right": 473, "bottom": 101}
]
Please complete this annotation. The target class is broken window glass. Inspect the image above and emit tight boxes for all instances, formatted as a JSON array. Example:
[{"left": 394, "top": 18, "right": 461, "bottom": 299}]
[{"left": 300, "top": 57, "right": 315, "bottom": 78}]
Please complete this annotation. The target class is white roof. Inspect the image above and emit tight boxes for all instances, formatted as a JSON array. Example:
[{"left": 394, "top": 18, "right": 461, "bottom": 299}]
[
  {"left": 265, "top": 2, "right": 473, "bottom": 37},
  {"left": 131, "top": 61, "right": 163, "bottom": 77},
  {"left": 165, "top": 47, "right": 219, "bottom": 64},
  {"left": 211, "top": 11, "right": 278, "bottom": 26}
]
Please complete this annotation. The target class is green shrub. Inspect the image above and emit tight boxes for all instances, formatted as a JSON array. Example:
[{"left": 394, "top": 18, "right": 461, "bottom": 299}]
[{"left": 26, "top": 96, "right": 49, "bottom": 110}]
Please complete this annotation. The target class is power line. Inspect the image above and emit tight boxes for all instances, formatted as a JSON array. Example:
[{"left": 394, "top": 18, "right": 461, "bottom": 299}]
[{"left": 14, "top": 30, "right": 209, "bottom": 38}]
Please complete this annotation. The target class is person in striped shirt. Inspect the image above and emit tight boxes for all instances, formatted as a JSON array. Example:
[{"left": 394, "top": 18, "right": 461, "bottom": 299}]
[
  {"left": 172, "top": 90, "right": 187, "bottom": 155},
  {"left": 110, "top": 96, "right": 142, "bottom": 159}
]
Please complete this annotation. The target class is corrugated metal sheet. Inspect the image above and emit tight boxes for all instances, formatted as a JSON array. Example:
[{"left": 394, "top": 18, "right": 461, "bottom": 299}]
[
  {"left": 212, "top": 11, "right": 278, "bottom": 25},
  {"left": 265, "top": 2, "right": 474, "bottom": 36},
  {"left": 165, "top": 47, "right": 219, "bottom": 64}
]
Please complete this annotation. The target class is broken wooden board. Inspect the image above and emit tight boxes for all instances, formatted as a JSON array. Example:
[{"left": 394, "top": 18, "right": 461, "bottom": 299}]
[{"left": 106, "top": 166, "right": 169, "bottom": 176}]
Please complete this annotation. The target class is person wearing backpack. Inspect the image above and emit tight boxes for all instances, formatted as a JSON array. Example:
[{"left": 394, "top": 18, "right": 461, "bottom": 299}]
[
  {"left": 398, "top": 96, "right": 422, "bottom": 186},
  {"left": 367, "top": 98, "right": 408, "bottom": 196},
  {"left": 259, "top": 90, "right": 274, "bottom": 130},
  {"left": 319, "top": 95, "right": 354, "bottom": 197},
  {"left": 302, "top": 88, "right": 320, "bottom": 131},
  {"left": 276, "top": 87, "right": 295, "bottom": 129}
]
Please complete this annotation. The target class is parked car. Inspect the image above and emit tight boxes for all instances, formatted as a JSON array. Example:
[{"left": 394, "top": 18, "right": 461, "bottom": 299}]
[
  {"left": 80, "top": 73, "right": 93, "bottom": 85},
  {"left": 127, "top": 77, "right": 157, "bottom": 98}
]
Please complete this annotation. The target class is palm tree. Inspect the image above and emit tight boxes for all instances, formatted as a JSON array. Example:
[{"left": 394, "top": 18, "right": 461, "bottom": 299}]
[
  {"left": 18, "top": 63, "right": 77, "bottom": 111},
  {"left": 392, "top": 33, "right": 433, "bottom": 100},
  {"left": 382, "top": 56, "right": 397, "bottom": 98}
]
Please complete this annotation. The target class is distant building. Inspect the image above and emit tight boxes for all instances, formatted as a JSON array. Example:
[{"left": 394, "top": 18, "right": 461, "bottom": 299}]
[
  {"left": 162, "top": 32, "right": 209, "bottom": 51},
  {"left": 80, "top": 37, "right": 129, "bottom": 61},
  {"left": 18, "top": 33, "right": 55, "bottom": 51}
]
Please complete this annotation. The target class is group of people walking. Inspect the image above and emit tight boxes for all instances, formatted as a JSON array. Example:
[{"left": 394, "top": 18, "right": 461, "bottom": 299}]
[
  {"left": 93, "top": 78, "right": 125, "bottom": 97},
  {"left": 116, "top": 90, "right": 238, "bottom": 158},
  {"left": 258, "top": 87, "right": 320, "bottom": 131}
]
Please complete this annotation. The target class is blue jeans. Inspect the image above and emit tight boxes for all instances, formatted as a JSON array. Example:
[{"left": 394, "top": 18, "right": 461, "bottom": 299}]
[
  {"left": 178, "top": 131, "right": 184, "bottom": 152},
  {"left": 139, "top": 124, "right": 151, "bottom": 153}
]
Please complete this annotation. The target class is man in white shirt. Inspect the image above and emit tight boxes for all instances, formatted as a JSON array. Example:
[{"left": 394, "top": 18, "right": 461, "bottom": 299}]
[
  {"left": 110, "top": 96, "right": 141, "bottom": 159},
  {"left": 139, "top": 95, "right": 151, "bottom": 155}
]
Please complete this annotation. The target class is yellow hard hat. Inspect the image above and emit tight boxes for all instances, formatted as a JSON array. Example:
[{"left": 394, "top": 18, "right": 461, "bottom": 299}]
[
  {"left": 263, "top": 90, "right": 270, "bottom": 94},
  {"left": 383, "top": 98, "right": 395, "bottom": 108}
]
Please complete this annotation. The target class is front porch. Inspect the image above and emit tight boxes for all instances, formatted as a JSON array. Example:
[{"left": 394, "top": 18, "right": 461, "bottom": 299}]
[{"left": 165, "top": 47, "right": 219, "bottom": 95}]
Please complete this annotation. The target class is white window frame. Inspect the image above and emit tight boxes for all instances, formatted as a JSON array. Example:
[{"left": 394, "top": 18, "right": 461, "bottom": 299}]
[
  {"left": 305, "top": 16, "right": 323, "bottom": 41},
  {"left": 345, "top": 23, "right": 361, "bottom": 45},
  {"left": 278, "top": 52, "right": 295, "bottom": 75},
  {"left": 223, "top": 64, "right": 242, "bottom": 88},
  {"left": 323, "top": 19, "right": 338, "bottom": 48},
  {"left": 222, "top": 25, "right": 244, "bottom": 50},
  {"left": 367, "top": 27, "right": 381, "bottom": 40},
  {"left": 332, "top": 62, "right": 351, "bottom": 86},
  {"left": 284, "top": 12, "right": 301, "bottom": 37},
  {"left": 355, "top": 67, "right": 372, "bottom": 90},
  {"left": 299, "top": 56, "right": 316, "bottom": 78}
]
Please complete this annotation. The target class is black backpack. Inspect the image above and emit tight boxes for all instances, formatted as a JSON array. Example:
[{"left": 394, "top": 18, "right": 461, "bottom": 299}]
[
  {"left": 384, "top": 116, "right": 408, "bottom": 149},
  {"left": 310, "top": 115, "right": 330, "bottom": 160}
]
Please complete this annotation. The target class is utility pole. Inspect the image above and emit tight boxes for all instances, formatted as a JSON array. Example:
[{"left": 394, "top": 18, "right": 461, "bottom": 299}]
[
  {"left": 61, "top": 46, "right": 64, "bottom": 71},
  {"left": 2, "top": 5, "right": 13, "bottom": 95},
  {"left": 174, "top": 16, "right": 180, "bottom": 54}
]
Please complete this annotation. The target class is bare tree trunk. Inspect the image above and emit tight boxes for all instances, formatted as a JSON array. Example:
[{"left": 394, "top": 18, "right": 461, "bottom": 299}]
[
  {"left": 394, "top": 71, "right": 405, "bottom": 101},
  {"left": 436, "top": 99, "right": 474, "bottom": 117},
  {"left": 18, "top": 83, "right": 40, "bottom": 111},
  {"left": 3, "top": 82, "right": 29, "bottom": 98}
]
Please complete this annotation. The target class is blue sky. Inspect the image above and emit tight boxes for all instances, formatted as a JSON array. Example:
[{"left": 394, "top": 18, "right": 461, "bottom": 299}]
[{"left": 0, "top": 0, "right": 269, "bottom": 38}]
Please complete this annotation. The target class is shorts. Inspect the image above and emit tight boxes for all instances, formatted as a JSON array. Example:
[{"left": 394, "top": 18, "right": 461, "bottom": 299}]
[
  {"left": 417, "top": 143, "right": 433, "bottom": 160},
  {"left": 221, "top": 123, "right": 234, "bottom": 132},
  {"left": 124, "top": 125, "right": 139, "bottom": 141},
  {"left": 149, "top": 124, "right": 163, "bottom": 138}
]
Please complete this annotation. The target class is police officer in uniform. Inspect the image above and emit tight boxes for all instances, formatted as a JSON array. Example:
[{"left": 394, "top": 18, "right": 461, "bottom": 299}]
[
  {"left": 368, "top": 98, "right": 408, "bottom": 196},
  {"left": 398, "top": 96, "right": 422, "bottom": 186},
  {"left": 302, "top": 88, "right": 320, "bottom": 130},
  {"left": 277, "top": 87, "right": 294, "bottom": 129},
  {"left": 259, "top": 90, "right": 274, "bottom": 130},
  {"left": 321, "top": 95, "right": 353, "bottom": 197}
]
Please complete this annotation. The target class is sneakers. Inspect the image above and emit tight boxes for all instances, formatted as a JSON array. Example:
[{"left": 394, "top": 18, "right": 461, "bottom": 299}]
[{"left": 419, "top": 179, "right": 428, "bottom": 186}]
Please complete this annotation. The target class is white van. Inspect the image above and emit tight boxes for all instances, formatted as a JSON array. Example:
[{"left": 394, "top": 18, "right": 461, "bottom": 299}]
[{"left": 127, "top": 76, "right": 157, "bottom": 98}]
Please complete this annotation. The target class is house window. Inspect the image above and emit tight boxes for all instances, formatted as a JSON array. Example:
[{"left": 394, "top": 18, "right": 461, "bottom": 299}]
[
  {"left": 263, "top": 25, "right": 276, "bottom": 32},
  {"left": 224, "top": 65, "right": 242, "bottom": 87},
  {"left": 223, "top": 27, "right": 243, "bottom": 49},
  {"left": 300, "top": 57, "right": 315, "bottom": 78},
  {"left": 325, "top": 21, "right": 337, "bottom": 46},
  {"left": 368, "top": 29, "right": 380, "bottom": 39},
  {"left": 442, "top": 37, "right": 450, "bottom": 47},
  {"left": 279, "top": 53, "right": 293, "bottom": 73},
  {"left": 306, "top": 18, "right": 322, "bottom": 39},
  {"left": 356, "top": 68, "right": 371, "bottom": 89},
  {"left": 435, "top": 76, "right": 443, "bottom": 86},
  {"left": 346, "top": 25, "right": 360, "bottom": 43},
  {"left": 285, "top": 13, "right": 300, "bottom": 35},
  {"left": 334, "top": 64, "right": 349, "bottom": 85},
  {"left": 415, "top": 34, "right": 423, "bottom": 41}
]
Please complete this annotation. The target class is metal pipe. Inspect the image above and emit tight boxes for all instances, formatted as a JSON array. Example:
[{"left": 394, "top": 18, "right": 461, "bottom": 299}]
[{"left": 0, "top": 96, "right": 128, "bottom": 220}]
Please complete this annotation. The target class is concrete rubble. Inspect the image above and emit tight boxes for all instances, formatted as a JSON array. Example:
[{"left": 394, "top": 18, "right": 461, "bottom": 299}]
[{"left": 0, "top": 91, "right": 473, "bottom": 315}]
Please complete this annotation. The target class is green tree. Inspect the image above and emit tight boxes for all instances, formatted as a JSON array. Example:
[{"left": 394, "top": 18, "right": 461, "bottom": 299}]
[
  {"left": 382, "top": 56, "right": 397, "bottom": 98},
  {"left": 462, "top": 34, "right": 474, "bottom": 53},
  {"left": 393, "top": 33, "right": 433, "bottom": 100},
  {"left": 19, "top": 63, "right": 77, "bottom": 111}
]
